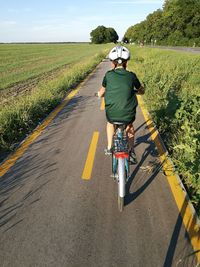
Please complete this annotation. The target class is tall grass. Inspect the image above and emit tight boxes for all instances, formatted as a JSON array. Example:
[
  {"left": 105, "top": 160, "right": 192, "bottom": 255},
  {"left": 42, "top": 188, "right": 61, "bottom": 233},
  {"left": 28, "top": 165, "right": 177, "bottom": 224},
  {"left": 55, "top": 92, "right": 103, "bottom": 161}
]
[
  {"left": 128, "top": 46, "right": 200, "bottom": 215},
  {"left": 0, "top": 51, "right": 107, "bottom": 152}
]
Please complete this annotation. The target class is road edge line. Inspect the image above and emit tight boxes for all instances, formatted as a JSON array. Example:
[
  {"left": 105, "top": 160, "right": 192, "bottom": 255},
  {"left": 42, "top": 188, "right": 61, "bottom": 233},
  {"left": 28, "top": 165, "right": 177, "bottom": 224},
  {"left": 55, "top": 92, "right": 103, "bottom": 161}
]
[
  {"left": 137, "top": 95, "right": 200, "bottom": 263},
  {"left": 0, "top": 62, "right": 102, "bottom": 178}
]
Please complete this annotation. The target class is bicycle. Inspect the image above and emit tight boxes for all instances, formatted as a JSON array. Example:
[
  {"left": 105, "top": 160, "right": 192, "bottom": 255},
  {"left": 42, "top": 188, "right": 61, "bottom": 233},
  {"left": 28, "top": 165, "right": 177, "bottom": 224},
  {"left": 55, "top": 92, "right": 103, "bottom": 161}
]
[
  {"left": 94, "top": 93, "right": 130, "bottom": 212},
  {"left": 112, "top": 122, "right": 130, "bottom": 212}
]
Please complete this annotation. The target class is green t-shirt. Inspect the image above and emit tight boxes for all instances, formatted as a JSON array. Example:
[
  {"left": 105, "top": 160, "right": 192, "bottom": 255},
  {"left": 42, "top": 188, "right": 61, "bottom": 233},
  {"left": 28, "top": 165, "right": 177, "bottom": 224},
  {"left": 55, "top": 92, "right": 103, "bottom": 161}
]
[{"left": 102, "top": 68, "right": 141, "bottom": 123}]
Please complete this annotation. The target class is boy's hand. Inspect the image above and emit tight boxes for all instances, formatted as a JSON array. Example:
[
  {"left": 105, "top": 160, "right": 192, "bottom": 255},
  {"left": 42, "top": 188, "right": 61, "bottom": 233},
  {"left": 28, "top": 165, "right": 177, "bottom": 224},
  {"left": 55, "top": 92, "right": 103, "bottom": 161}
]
[
  {"left": 94, "top": 92, "right": 101, "bottom": 98},
  {"left": 137, "top": 86, "right": 145, "bottom": 95},
  {"left": 97, "top": 86, "right": 106, "bottom": 97}
]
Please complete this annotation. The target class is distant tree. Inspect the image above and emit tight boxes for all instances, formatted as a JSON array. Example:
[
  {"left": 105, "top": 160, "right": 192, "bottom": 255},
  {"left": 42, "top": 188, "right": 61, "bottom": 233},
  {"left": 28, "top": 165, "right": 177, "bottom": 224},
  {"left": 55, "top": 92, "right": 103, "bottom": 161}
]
[
  {"left": 122, "top": 37, "right": 129, "bottom": 44},
  {"left": 90, "top": 26, "right": 118, "bottom": 44},
  {"left": 90, "top": 26, "right": 107, "bottom": 44},
  {"left": 105, "top": 27, "right": 118, "bottom": 43}
]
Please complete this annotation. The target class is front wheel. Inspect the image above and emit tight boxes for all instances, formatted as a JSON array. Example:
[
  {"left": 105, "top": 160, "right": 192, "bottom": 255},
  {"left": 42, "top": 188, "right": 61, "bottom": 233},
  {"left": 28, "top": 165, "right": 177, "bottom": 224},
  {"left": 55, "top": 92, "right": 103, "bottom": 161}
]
[{"left": 118, "top": 196, "right": 124, "bottom": 212}]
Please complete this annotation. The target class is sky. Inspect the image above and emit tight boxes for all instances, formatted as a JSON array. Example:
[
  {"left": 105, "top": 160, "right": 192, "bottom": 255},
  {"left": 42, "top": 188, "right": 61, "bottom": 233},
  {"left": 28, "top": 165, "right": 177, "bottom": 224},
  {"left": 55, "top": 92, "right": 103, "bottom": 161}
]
[{"left": 0, "top": 0, "right": 164, "bottom": 43}]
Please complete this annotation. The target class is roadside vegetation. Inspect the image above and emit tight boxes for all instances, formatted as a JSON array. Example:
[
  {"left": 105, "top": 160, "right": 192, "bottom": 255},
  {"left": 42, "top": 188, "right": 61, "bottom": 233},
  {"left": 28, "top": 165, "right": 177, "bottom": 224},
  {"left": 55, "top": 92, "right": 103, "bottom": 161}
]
[
  {"left": 0, "top": 44, "right": 111, "bottom": 157},
  {"left": 128, "top": 46, "right": 200, "bottom": 214}
]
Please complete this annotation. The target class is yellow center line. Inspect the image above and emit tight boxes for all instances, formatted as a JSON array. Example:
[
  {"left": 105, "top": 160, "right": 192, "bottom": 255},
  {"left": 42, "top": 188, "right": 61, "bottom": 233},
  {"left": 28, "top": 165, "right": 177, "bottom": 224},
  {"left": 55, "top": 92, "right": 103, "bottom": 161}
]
[
  {"left": 82, "top": 132, "right": 99, "bottom": 180},
  {"left": 100, "top": 97, "right": 105, "bottom": 110},
  {"left": 137, "top": 95, "right": 200, "bottom": 263}
]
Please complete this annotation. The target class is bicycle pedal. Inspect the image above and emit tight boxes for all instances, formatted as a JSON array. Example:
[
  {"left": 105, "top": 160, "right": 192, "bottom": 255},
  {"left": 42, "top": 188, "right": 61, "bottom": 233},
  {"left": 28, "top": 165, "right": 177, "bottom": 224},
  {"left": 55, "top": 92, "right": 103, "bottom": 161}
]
[
  {"left": 110, "top": 173, "right": 118, "bottom": 180},
  {"left": 110, "top": 173, "right": 118, "bottom": 178}
]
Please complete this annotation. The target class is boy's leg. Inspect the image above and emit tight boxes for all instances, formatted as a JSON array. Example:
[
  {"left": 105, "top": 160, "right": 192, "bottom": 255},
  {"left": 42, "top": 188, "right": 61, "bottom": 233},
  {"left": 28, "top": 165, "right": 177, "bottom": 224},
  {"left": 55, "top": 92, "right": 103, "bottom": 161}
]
[
  {"left": 106, "top": 122, "right": 114, "bottom": 149},
  {"left": 126, "top": 123, "right": 137, "bottom": 164},
  {"left": 126, "top": 123, "right": 135, "bottom": 150}
]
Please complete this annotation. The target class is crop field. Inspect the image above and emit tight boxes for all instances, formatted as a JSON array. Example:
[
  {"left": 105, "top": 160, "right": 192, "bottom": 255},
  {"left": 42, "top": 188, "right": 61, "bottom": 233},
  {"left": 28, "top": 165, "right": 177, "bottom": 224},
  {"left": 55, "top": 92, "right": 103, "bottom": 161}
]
[
  {"left": 128, "top": 46, "right": 200, "bottom": 214},
  {"left": 0, "top": 43, "right": 111, "bottom": 156},
  {"left": 0, "top": 43, "right": 111, "bottom": 90}
]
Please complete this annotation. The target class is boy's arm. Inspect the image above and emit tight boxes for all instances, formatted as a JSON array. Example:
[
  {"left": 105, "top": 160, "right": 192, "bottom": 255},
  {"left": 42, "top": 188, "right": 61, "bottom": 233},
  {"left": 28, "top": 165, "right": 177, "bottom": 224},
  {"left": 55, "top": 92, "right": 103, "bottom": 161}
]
[
  {"left": 132, "top": 73, "right": 145, "bottom": 95},
  {"left": 98, "top": 86, "right": 106, "bottom": 97}
]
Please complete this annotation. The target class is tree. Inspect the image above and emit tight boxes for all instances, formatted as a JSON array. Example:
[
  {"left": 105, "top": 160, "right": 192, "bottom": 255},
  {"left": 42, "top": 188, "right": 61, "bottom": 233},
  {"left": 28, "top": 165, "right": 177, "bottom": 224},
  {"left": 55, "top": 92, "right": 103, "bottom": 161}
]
[
  {"left": 90, "top": 26, "right": 107, "bottom": 44},
  {"left": 90, "top": 26, "right": 118, "bottom": 44},
  {"left": 122, "top": 37, "right": 129, "bottom": 44},
  {"left": 105, "top": 27, "right": 118, "bottom": 43},
  {"left": 123, "top": 0, "right": 200, "bottom": 46}
]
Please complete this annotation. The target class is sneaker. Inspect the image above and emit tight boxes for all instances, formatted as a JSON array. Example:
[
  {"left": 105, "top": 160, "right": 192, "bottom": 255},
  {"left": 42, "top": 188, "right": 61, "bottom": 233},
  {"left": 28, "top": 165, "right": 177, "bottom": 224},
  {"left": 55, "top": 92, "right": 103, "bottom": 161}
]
[
  {"left": 129, "top": 150, "right": 137, "bottom": 164},
  {"left": 104, "top": 147, "right": 112, "bottom": 156}
]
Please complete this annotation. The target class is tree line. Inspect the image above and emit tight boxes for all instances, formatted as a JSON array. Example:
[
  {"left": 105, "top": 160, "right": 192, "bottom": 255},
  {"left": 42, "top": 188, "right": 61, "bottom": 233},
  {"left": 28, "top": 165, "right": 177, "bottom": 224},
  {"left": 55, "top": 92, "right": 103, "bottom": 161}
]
[
  {"left": 90, "top": 1, "right": 200, "bottom": 46},
  {"left": 123, "top": 0, "right": 200, "bottom": 46}
]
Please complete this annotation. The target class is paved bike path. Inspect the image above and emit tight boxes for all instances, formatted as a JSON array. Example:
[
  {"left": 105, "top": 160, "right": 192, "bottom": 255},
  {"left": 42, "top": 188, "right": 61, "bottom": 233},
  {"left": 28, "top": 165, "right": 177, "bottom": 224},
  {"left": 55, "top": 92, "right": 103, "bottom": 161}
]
[{"left": 0, "top": 60, "right": 198, "bottom": 266}]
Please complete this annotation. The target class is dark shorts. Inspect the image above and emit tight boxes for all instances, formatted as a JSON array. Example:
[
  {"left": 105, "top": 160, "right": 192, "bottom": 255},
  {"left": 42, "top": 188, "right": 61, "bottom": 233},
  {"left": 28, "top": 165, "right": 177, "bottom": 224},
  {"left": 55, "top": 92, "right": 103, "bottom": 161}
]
[{"left": 106, "top": 108, "right": 136, "bottom": 126}]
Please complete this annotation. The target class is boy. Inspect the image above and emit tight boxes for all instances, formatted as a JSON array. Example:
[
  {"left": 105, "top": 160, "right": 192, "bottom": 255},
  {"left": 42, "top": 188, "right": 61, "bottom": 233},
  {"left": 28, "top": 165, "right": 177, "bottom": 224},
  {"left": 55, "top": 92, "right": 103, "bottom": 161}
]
[{"left": 98, "top": 46, "right": 145, "bottom": 163}]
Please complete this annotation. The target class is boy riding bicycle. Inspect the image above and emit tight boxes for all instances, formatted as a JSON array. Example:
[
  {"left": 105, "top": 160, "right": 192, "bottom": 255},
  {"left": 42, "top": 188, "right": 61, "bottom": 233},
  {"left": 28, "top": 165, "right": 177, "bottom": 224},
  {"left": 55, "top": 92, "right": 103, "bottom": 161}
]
[{"left": 98, "top": 45, "right": 144, "bottom": 163}]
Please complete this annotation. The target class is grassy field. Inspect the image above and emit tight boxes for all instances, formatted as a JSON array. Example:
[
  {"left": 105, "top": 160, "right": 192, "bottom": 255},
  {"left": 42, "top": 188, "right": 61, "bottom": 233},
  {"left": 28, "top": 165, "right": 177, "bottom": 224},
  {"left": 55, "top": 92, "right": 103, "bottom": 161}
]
[
  {"left": 128, "top": 46, "right": 200, "bottom": 215},
  {"left": 0, "top": 43, "right": 110, "bottom": 90},
  {"left": 0, "top": 43, "right": 111, "bottom": 156}
]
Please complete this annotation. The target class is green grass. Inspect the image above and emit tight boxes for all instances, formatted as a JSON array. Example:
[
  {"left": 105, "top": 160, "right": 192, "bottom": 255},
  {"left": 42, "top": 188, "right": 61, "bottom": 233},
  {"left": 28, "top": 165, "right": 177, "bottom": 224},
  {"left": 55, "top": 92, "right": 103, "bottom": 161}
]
[
  {"left": 128, "top": 46, "right": 200, "bottom": 215},
  {"left": 0, "top": 43, "right": 111, "bottom": 89},
  {"left": 0, "top": 45, "right": 111, "bottom": 154}
]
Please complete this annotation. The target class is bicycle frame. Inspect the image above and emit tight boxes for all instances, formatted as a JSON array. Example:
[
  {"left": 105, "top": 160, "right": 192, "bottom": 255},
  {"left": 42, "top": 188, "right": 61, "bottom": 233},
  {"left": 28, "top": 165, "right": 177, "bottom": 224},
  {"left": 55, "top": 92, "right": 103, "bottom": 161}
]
[{"left": 112, "top": 123, "right": 130, "bottom": 211}]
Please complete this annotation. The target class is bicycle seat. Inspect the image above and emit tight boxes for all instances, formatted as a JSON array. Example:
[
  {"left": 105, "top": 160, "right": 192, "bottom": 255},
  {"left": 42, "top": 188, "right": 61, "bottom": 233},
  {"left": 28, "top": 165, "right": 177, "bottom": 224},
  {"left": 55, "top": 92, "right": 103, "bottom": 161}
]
[{"left": 113, "top": 122, "right": 126, "bottom": 125}]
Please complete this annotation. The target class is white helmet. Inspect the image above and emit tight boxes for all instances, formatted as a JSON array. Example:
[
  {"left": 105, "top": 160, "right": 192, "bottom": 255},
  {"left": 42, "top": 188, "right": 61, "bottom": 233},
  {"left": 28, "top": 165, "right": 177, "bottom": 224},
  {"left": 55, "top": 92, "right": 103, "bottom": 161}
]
[{"left": 108, "top": 45, "right": 130, "bottom": 64}]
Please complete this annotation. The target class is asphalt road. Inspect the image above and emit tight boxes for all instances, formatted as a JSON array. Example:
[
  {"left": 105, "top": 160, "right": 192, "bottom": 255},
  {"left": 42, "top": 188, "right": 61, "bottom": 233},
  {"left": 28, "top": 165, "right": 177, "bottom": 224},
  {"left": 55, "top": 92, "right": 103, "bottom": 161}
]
[{"left": 0, "top": 60, "right": 198, "bottom": 267}]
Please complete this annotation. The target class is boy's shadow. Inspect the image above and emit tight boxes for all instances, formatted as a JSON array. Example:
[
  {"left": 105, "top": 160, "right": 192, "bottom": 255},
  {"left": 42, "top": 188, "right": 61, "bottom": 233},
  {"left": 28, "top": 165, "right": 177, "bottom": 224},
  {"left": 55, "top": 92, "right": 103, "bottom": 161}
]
[{"left": 125, "top": 126, "right": 162, "bottom": 206}]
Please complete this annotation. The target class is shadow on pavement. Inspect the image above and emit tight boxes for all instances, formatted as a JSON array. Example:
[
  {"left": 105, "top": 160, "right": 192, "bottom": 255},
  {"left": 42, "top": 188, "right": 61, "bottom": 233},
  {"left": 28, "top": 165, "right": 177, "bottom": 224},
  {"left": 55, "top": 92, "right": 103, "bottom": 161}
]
[
  {"left": 163, "top": 196, "right": 199, "bottom": 267},
  {"left": 126, "top": 119, "right": 199, "bottom": 266},
  {"left": 125, "top": 129, "right": 162, "bottom": 206},
  {"left": 30, "top": 95, "right": 95, "bottom": 149},
  {"left": 0, "top": 94, "right": 93, "bottom": 232}
]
